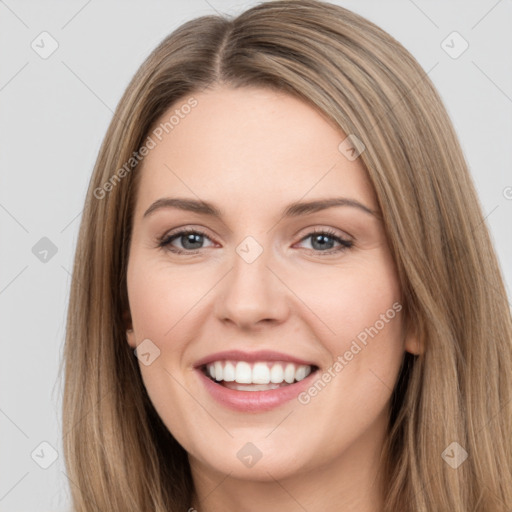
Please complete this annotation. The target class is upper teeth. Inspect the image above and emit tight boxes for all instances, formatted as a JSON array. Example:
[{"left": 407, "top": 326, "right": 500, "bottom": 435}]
[{"left": 206, "top": 361, "right": 312, "bottom": 384}]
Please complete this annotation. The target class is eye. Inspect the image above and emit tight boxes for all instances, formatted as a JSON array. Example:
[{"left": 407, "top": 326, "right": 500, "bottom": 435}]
[
  {"left": 295, "top": 228, "right": 353, "bottom": 254},
  {"left": 157, "top": 228, "right": 215, "bottom": 254},
  {"left": 157, "top": 227, "right": 353, "bottom": 256}
]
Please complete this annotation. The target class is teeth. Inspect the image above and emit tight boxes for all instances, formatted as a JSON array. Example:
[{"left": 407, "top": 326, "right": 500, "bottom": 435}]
[
  {"left": 295, "top": 365, "right": 308, "bottom": 381},
  {"left": 235, "top": 361, "right": 252, "bottom": 384},
  {"left": 204, "top": 360, "right": 313, "bottom": 385},
  {"left": 284, "top": 363, "right": 295, "bottom": 384},
  {"left": 223, "top": 361, "right": 235, "bottom": 382},
  {"left": 252, "top": 362, "right": 270, "bottom": 384},
  {"left": 270, "top": 364, "right": 284, "bottom": 383},
  {"left": 214, "top": 361, "right": 223, "bottom": 381}
]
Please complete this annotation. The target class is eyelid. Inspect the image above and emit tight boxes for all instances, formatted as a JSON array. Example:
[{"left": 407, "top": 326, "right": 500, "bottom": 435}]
[
  {"left": 295, "top": 225, "right": 353, "bottom": 242},
  {"left": 158, "top": 226, "right": 350, "bottom": 244},
  {"left": 157, "top": 226, "right": 216, "bottom": 251},
  {"left": 157, "top": 224, "right": 354, "bottom": 257},
  {"left": 293, "top": 227, "right": 353, "bottom": 253}
]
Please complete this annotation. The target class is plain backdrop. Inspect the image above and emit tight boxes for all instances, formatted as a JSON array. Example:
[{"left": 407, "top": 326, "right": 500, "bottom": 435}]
[{"left": 1, "top": 0, "right": 511, "bottom": 510}]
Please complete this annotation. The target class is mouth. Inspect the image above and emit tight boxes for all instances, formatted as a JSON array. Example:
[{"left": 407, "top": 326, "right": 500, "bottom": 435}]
[
  {"left": 193, "top": 350, "right": 320, "bottom": 412},
  {"left": 200, "top": 360, "right": 319, "bottom": 391}
]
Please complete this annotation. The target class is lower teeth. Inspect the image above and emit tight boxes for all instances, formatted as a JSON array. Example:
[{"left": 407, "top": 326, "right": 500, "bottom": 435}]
[{"left": 220, "top": 381, "right": 292, "bottom": 391}]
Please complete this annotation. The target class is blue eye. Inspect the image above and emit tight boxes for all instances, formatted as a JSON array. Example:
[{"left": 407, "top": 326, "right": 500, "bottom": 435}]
[
  {"left": 158, "top": 228, "right": 213, "bottom": 254},
  {"left": 157, "top": 227, "right": 353, "bottom": 255},
  {"left": 297, "top": 228, "right": 353, "bottom": 254}
]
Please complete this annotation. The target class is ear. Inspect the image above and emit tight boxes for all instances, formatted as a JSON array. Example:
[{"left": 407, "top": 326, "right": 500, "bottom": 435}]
[
  {"left": 405, "top": 333, "right": 423, "bottom": 356},
  {"left": 404, "top": 319, "right": 424, "bottom": 356},
  {"left": 126, "top": 329, "right": 136, "bottom": 349},
  {"left": 122, "top": 309, "right": 137, "bottom": 349}
]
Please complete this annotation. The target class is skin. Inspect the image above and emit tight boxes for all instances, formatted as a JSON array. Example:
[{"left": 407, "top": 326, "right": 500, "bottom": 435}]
[{"left": 125, "top": 85, "right": 420, "bottom": 512}]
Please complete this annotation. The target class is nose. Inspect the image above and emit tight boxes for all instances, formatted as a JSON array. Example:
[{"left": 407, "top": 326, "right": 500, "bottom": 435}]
[{"left": 214, "top": 240, "right": 290, "bottom": 330}]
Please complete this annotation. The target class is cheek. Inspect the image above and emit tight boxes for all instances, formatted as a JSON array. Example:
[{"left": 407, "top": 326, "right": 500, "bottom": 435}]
[
  {"left": 127, "top": 257, "right": 208, "bottom": 340},
  {"left": 126, "top": 257, "right": 204, "bottom": 438},
  {"left": 291, "top": 260, "right": 404, "bottom": 440},
  {"left": 289, "top": 256, "right": 402, "bottom": 352}
]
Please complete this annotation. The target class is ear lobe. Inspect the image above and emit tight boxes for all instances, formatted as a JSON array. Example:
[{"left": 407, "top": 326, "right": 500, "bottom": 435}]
[
  {"left": 404, "top": 325, "right": 424, "bottom": 356},
  {"left": 126, "top": 328, "right": 137, "bottom": 349},
  {"left": 405, "top": 335, "right": 423, "bottom": 355},
  {"left": 122, "top": 310, "right": 136, "bottom": 348},
  {"left": 400, "top": 306, "right": 425, "bottom": 356}
]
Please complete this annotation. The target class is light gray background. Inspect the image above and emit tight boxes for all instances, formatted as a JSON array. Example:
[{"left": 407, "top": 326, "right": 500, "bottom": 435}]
[{"left": 1, "top": 0, "right": 511, "bottom": 510}]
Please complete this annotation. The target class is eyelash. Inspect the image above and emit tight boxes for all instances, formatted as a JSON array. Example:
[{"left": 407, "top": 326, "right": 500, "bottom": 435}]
[{"left": 156, "top": 227, "right": 353, "bottom": 256}]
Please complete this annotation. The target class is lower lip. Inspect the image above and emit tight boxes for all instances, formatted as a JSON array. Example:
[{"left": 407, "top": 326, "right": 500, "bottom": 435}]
[{"left": 196, "top": 368, "right": 317, "bottom": 412}]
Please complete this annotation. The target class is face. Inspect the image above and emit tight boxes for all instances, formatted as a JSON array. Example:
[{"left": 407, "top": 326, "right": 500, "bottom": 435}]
[{"left": 125, "top": 86, "right": 418, "bottom": 483}]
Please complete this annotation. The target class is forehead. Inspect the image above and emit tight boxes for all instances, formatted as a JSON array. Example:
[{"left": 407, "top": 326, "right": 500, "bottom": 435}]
[{"left": 133, "top": 86, "right": 376, "bottom": 217}]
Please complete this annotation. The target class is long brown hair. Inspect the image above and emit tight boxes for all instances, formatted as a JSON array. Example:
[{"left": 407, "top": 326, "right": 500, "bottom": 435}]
[{"left": 62, "top": 1, "right": 512, "bottom": 510}]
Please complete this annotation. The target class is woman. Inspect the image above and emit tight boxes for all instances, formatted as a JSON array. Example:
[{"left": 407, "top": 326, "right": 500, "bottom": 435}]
[{"left": 62, "top": 1, "right": 512, "bottom": 510}]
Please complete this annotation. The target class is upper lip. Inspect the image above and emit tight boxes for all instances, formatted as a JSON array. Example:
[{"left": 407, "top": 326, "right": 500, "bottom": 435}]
[{"left": 194, "top": 349, "right": 318, "bottom": 368}]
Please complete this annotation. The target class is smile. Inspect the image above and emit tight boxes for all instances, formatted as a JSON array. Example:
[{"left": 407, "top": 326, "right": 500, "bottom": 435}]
[
  {"left": 194, "top": 350, "right": 320, "bottom": 412},
  {"left": 202, "top": 360, "right": 314, "bottom": 390}
]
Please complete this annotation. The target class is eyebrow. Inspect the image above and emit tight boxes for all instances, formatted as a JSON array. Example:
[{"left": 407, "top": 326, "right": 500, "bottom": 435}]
[{"left": 143, "top": 196, "right": 378, "bottom": 220}]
